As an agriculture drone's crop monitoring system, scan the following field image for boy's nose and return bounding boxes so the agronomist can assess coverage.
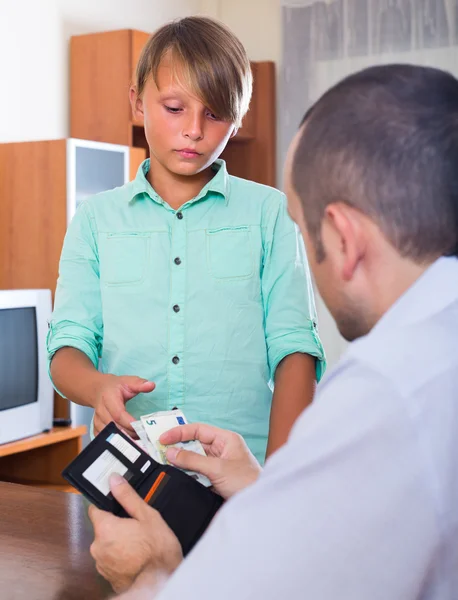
[183,114,204,141]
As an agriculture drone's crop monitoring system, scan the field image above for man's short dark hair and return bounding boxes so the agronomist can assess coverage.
[292,64,458,262]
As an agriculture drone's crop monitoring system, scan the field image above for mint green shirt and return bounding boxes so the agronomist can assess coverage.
[47,159,325,462]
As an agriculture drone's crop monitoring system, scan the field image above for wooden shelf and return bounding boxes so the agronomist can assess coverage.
[0,426,86,492]
[0,426,86,458]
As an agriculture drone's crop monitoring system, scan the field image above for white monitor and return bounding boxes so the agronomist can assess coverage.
[0,289,53,445]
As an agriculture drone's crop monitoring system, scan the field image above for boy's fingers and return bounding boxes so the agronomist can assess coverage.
[123,378,156,395]
[116,409,137,434]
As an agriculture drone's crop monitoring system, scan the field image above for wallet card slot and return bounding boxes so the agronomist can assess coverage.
[82,448,134,498]
[104,430,160,473]
[98,441,138,476]
[97,435,157,486]
[144,471,170,504]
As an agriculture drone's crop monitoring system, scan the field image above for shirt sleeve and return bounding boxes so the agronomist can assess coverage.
[261,192,325,381]
[154,361,437,600]
[46,200,103,389]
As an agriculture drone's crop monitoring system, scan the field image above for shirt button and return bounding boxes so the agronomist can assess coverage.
[172,356,180,365]
[173,304,180,313]
[174,257,181,265]
[176,211,183,220]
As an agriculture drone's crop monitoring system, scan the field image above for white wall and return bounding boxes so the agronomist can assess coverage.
[210,0,282,62]
[0,0,201,143]
[312,47,458,103]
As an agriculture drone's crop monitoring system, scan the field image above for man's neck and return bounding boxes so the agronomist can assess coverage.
[368,255,434,330]
[147,158,215,211]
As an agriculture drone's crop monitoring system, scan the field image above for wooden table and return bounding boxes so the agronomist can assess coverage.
[0,482,112,599]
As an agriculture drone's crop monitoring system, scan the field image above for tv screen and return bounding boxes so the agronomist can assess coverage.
[0,307,38,411]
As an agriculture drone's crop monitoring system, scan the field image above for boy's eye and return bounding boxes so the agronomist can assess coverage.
[207,111,221,121]
[165,106,182,113]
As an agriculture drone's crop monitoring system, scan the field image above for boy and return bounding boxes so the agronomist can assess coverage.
[47,16,325,462]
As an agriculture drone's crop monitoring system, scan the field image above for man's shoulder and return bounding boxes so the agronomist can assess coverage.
[344,306,458,400]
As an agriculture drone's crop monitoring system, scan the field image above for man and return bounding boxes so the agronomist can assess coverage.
[89,64,458,599]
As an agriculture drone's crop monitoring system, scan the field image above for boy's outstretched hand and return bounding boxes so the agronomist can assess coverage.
[160,423,262,500]
[93,374,155,437]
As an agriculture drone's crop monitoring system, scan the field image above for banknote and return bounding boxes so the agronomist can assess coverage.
[131,420,161,462]
[133,410,211,487]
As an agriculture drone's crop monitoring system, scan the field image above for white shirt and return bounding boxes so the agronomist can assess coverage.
[157,257,458,600]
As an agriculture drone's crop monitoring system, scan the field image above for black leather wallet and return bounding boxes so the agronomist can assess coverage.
[62,422,224,555]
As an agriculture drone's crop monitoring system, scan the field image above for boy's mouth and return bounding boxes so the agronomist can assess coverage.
[175,148,202,159]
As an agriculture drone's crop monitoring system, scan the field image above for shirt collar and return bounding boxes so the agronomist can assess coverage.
[129,158,230,206]
[372,256,458,334]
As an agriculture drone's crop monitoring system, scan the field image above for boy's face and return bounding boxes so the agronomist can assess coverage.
[131,59,237,178]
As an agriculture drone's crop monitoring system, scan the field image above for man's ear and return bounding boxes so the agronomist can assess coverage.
[324,203,366,281]
[130,86,144,125]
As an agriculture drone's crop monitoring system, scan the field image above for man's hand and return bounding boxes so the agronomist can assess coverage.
[160,424,262,500]
[89,474,182,594]
[93,375,155,437]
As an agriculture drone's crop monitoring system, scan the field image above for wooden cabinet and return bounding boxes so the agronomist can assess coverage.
[0,426,87,492]
[71,30,150,147]
[0,139,146,419]
[0,140,67,296]
[70,29,276,186]
[0,139,145,293]
[221,61,276,187]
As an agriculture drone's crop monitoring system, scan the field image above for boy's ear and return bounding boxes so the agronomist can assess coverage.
[230,127,238,138]
[130,86,144,124]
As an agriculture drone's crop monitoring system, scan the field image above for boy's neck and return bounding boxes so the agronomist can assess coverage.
[146,158,215,211]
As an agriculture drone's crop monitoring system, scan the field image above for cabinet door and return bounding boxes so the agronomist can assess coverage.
[221,62,276,186]
[130,147,147,181]
[0,140,67,292]
[71,30,133,145]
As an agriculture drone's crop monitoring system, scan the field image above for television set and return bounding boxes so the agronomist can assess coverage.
[0,289,54,445]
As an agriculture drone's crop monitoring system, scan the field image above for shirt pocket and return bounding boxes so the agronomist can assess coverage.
[99,232,150,286]
[206,226,254,280]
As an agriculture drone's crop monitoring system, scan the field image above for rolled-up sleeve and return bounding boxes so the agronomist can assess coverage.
[47,200,103,384]
[261,193,326,382]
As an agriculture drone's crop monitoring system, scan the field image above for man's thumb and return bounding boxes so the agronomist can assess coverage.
[109,473,149,520]
[166,447,217,481]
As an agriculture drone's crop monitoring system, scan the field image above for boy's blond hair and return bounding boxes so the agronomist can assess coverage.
[135,16,252,128]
